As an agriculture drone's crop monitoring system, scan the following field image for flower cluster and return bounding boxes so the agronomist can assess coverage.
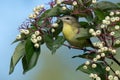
[16,29,30,40]
[89,73,101,80]
[29,5,44,19]
[82,10,120,80]
[31,31,42,48]
[51,23,59,33]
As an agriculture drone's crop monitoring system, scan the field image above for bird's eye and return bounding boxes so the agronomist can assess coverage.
[66,17,70,20]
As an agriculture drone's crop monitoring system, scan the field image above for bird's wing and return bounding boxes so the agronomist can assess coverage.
[75,28,91,40]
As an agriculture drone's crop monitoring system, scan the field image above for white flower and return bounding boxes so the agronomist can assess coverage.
[103,47,108,51]
[16,34,21,39]
[31,38,37,43]
[115,40,120,44]
[100,24,106,28]
[105,16,110,20]
[116,11,120,15]
[85,61,90,65]
[96,30,101,35]
[101,53,105,57]
[40,5,44,9]
[97,42,103,48]
[52,23,59,28]
[35,11,39,15]
[115,17,120,21]
[93,58,97,62]
[93,74,98,78]
[108,75,113,80]
[34,43,39,48]
[89,73,94,78]
[31,34,36,39]
[111,17,116,22]
[35,31,40,36]
[83,65,88,69]
[73,1,77,6]
[92,0,96,4]
[89,28,95,33]
[111,49,116,54]
[106,21,111,25]
[20,29,25,33]
[96,55,101,59]
[102,20,107,24]
[110,12,114,16]
[57,0,61,4]
[62,6,67,10]
[114,76,119,80]
[92,64,97,68]
[115,25,120,30]
[98,49,102,53]
[115,70,120,75]
[29,14,37,19]
[105,66,110,71]
[36,5,44,11]
[92,32,97,36]
[110,32,115,36]
[96,77,101,80]
[51,28,55,33]
[24,30,29,35]
[93,42,97,47]
[37,36,42,41]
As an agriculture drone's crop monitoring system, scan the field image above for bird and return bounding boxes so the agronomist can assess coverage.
[59,15,92,49]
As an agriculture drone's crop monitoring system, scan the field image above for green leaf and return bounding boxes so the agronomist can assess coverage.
[9,41,26,74]
[72,52,97,60]
[93,1,119,10]
[40,5,70,19]
[94,9,106,21]
[21,38,41,73]
[79,22,89,28]
[44,35,65,54]
[25,39,35,62]
[11,39,20,44]
[77,62,107,80]
[22,47,40,74]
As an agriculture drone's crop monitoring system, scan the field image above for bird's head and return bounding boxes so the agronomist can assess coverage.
[59,15,78,25]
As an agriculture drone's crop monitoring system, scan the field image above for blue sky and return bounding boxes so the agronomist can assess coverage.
[0,0,50,80]
[0,0,119,80]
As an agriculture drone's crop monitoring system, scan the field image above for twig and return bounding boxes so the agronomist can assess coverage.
[111,55,120,66]
[104,60,120,80]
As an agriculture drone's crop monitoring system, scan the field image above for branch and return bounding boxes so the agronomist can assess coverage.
[111,56,120,66]
[104,60,120,80]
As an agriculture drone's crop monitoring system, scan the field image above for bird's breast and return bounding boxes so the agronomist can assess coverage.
[62,23,78,42]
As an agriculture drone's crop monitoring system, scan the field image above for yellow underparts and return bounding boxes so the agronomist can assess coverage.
[62,23,80,46]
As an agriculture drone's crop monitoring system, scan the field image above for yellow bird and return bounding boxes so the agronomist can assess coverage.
[60,15,92,49]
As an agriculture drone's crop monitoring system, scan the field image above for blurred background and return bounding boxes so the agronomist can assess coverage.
[0,0,119,80]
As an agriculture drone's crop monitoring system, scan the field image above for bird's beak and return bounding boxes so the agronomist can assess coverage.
[59,17,63,21]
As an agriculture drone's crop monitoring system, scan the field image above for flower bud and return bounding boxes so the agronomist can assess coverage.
[106,66,110,71]
[83,65,88,69]
[85,61,90,65]
[35,31,40,36]
[73,1,77,6]
[62,6,67,10]
[92,64,97,68]
[37,36,42,41]
[51,28,55,33]
[24,30,29,35]
[34,43,39,48]
[16,34,22,39]
[110,12,114,16]
[52,23,59,28]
